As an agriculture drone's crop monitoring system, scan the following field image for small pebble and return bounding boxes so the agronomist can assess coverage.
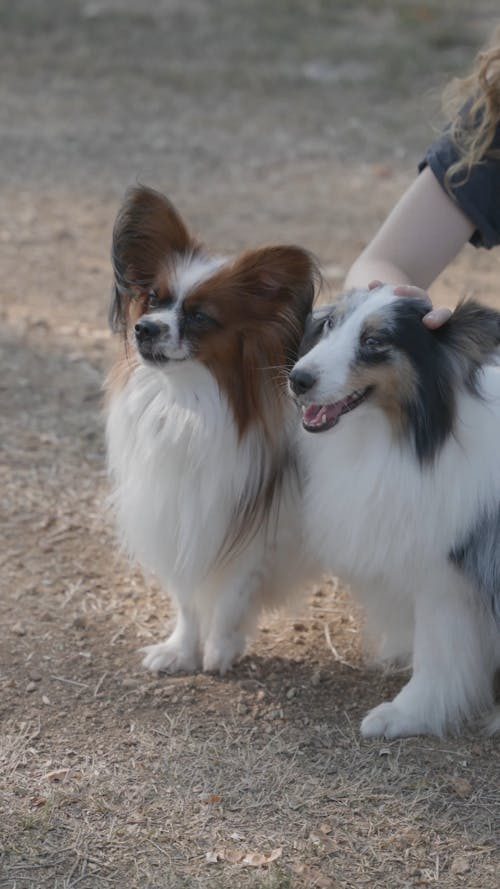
[450,855,470,875]
[72,615,87,630]
[311,669,323,686]
[122,678,138,689]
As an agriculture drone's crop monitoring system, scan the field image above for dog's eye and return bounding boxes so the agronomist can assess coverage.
[361,331,390,351]
[147,290,161,310]
[363,336,381,349]
[324,316,335,332]
[185,310,217,328]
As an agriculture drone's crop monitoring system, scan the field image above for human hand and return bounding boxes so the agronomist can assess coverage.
[367,280,452,329]
[393,285,452,329]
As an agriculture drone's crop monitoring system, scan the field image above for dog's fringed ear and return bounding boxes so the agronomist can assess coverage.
[109,186,195,332]
[437,299,500,389]
[298,304,333,359]
[233,245,320,318]
[108,284,126,334]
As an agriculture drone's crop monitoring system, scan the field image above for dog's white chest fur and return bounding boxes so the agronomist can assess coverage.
[106,362,311,675]
[302,379,500,579]
[107,364,247,587]
[299,370,500,735]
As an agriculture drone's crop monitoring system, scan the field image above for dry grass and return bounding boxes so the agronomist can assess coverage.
[1,1,500,887]
[1,641,499,888]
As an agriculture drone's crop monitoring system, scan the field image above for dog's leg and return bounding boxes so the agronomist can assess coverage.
[361,568,495,738]
[142,599,202,673]
[201,558,265,674]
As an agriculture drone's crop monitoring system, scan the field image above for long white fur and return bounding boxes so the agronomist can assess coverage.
[293,286,500,738]
[106,260,314,676]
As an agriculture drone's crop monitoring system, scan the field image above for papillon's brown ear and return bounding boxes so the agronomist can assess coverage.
[233,245,320,317]
[225,246,320,372]
[108,283,126,334]
[109,186,196,332]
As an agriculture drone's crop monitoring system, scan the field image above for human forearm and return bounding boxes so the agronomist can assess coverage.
[345,257,412,289]
[344,167,475,291]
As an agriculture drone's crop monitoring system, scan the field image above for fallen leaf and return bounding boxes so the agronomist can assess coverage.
[43,768,69,782]
[30,796,47,808]
[450,777,473,798]
[206,851,222,864]
[12,622,26,636]
[241,848,282,867]
[450,855,471,875]
[223,848,245,864]
[309,832,337,853]
[206,846,282,868]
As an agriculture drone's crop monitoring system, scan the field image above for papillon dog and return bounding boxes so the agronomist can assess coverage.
[289,285,500,738]
[106,186,319,674]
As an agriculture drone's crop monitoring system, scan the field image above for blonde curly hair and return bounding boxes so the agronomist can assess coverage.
[443,25,500,187]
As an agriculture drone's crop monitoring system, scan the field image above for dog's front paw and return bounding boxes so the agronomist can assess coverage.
[361,701,431,739]
[141,639,200,674]
[202,636,244,675]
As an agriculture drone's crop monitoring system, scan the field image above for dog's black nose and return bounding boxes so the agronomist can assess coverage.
[289,367,317,395]
[134,318,167,342]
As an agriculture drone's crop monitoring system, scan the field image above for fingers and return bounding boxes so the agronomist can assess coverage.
[366,281,452,329]
[422,306,453,329]
[392,284,452,329]
[393,284,432,307]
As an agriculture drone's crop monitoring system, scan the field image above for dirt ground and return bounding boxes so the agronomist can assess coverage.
[1,2,500,888]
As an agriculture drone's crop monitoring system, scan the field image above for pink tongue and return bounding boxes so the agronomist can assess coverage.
[303,402,344,427]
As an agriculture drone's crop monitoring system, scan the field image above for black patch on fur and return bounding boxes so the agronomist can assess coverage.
[298,296,500,463]
[356,328,393,365]
[389,298,500,463]
[449,505,500,623]
[298,304,334,358]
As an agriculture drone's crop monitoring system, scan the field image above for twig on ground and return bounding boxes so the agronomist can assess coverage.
[323,624,361,671]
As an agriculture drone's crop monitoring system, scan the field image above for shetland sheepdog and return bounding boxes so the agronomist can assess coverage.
[106,186,319,674]
[289,284,500,737]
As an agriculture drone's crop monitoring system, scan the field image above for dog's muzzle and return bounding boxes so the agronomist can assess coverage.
[289,367,317,397]
[134,318,170,362]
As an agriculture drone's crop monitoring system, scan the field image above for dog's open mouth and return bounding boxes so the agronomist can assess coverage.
[302,387,370,433]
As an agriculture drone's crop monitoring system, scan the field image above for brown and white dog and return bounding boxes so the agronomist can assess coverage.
[106,186,319,674]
